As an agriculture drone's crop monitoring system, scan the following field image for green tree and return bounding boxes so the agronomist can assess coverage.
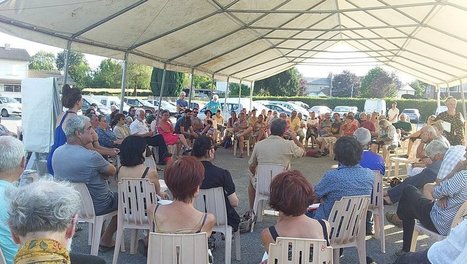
[360,67,400,98]
[331,70,361,97]
[254,68,301,96]
[56,50,91,88]
[193,75,214,89]
[91,59,122,88]
[29,51,56,71]
[409,80,431,98]
[150,67,184,97]
[127,63,152,94]
[229,83,251,97]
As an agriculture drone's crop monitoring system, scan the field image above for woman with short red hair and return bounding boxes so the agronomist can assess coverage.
[260,170,330,253]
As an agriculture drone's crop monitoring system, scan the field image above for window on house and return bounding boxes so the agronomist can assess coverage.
[4,85,21,92]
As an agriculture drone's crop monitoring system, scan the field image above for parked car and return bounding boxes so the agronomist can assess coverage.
[147,99,178,115]
[90,95,130,114]
[264,104,292,116]
[308,105,332,116]
[81,95,111,116]
[402,108,420,123]
[288,101,310,110]
[125,98,156,113]
[256,100,309,120]
[0,96,22,117]
[332,106,359,118]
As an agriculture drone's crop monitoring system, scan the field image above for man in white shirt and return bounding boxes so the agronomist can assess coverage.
[130,108,171,165]
[388,102,400,123]
[393,219,467,264]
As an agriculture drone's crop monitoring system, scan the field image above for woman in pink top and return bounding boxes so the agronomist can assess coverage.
[157,110,192,152]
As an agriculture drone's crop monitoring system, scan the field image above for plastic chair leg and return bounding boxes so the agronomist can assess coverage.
[225,228,232,264]
[112,225,124,264]
[91,217,104,255]
[87,223,93,246]
[410,229,419,252]
[130,229,138,254]
[234,230,241,260]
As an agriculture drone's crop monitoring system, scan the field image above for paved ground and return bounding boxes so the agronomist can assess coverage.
[1,116,436,264]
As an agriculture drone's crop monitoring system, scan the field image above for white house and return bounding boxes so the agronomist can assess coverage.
[0,44,30,97]
[397,84,415,98]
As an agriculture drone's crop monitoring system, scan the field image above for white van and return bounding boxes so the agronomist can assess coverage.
[91,95,130,114]
[364,99,386,116]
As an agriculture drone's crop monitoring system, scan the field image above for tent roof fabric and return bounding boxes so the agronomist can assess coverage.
[1,0,467,85]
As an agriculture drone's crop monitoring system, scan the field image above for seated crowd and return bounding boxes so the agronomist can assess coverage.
[1,90,467,264]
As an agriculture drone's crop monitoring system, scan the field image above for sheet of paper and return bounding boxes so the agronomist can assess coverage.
[308,203,320,209]
[441,121,451,132]
[262,252,268,262]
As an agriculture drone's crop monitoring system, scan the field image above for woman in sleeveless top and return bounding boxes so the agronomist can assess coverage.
[46,85,82,174]
[112,113,130,140]
[261,170,330,255]
[138,157,215,255]
[148,156,215,234]
[117,135,166,198]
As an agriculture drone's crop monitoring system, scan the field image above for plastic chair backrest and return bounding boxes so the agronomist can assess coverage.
[256,164,286,196]
[118,178,157,226]
[328,195,370,246]
[268,237,333,264]
[147,232,209,264]
[0,247,6,264]
[194,187,227,227]
[370,171,383,209]
[451,201,467,228]
[71,183,97,220]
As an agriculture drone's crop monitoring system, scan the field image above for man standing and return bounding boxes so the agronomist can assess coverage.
[130,108,171,165]
[248,119,305,211]
[388,102,400,123]
[0,136,24,264]
[176,91,188,114]
[52,115,117,249]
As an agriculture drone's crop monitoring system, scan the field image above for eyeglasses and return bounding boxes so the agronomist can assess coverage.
[193,111,198,114]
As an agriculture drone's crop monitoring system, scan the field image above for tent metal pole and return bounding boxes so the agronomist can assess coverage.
[446,82,450,96]
[436,85,440,108]
[155,64,167,127]
[119,52,129,112]
[211,73,215,91]
[460,80,466,118]
[63,40,72,85]
[188,68,195,108]
[239,80,242,106]
[225,77,230,113]
[250,81,254,109]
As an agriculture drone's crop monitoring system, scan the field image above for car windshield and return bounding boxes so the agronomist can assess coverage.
[0,97,19,103]
[403,110,416,113]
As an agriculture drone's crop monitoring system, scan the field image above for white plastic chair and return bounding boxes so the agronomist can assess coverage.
[112,178,157,264]
[410,201,467,252]
[0,247,6,264]
[194,187,241,264]
[268,237,333,264]
[147,232,210,264]
[233,138,250,156]
[369,171,385,253]
[251,163,286,232]
[386,139,420,179]
[328,195,370,264]
[72,183,117,256]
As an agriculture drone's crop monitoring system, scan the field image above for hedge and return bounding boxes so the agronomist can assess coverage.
[252,96,455,122]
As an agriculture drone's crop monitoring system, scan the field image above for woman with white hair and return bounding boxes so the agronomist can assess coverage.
[205,94,221,113]
[8,179,105,264]
[372,119,399,161]
[354,127,385,176]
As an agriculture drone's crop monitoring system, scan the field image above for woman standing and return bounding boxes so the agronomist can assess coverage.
[47,85,82,174]
[435,96,465,146]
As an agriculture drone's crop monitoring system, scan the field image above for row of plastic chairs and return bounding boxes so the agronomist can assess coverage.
[72,179,240,264]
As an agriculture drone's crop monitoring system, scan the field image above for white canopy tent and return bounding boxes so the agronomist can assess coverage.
[1,0,467,109]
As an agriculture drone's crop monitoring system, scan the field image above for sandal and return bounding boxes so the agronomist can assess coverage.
[385,212,403,228]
